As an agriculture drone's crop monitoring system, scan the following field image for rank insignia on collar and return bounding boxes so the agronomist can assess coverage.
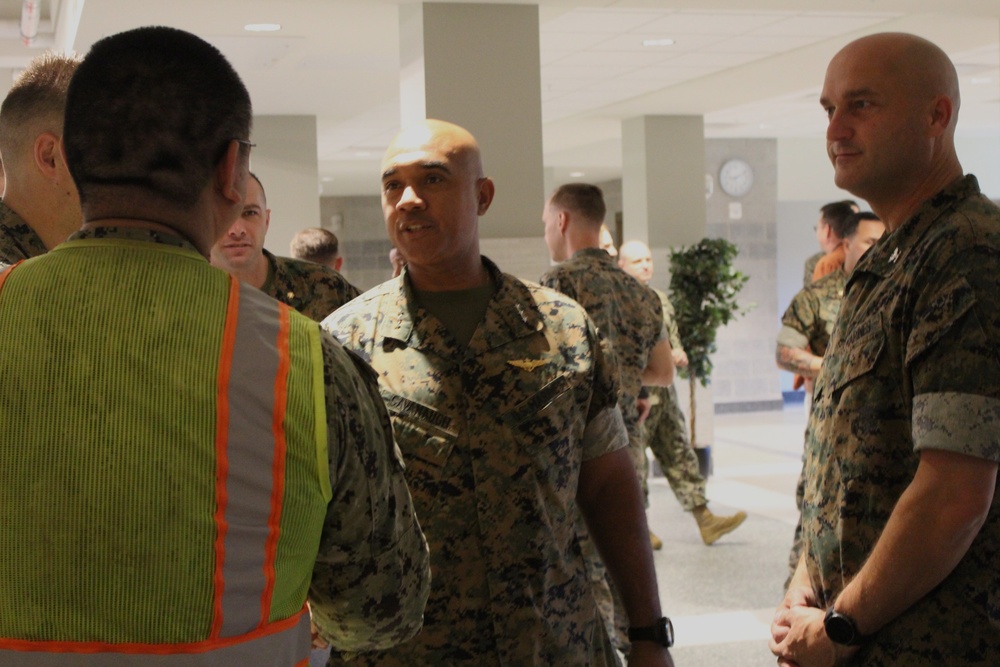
[889,248,900,264]
[508,358,548,372]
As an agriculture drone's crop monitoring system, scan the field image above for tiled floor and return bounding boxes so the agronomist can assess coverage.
[648,404,808,666]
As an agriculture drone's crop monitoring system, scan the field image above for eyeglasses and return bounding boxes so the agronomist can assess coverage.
[235,139,256,150]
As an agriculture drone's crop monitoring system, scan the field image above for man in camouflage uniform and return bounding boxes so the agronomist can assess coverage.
[0,26,429,661]
[0,53,81,269]
[290,226,344,272]
[771,33,1000,666]
[802,201,856,287]
[540,184,673,493]
[618,240,747,547]
[540,186,673,653]
[211,173,359,321]
[323,120,674,667]
[776,212,885,585]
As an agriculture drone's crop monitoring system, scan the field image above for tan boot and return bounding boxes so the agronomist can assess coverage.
[693,506,747,545]
[649,530,663,551]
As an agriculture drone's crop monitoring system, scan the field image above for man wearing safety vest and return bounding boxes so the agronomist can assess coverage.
[0,26,430,666]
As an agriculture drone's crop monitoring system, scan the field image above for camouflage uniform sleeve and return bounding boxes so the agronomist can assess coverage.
[776,288,816,350]
[908,247,1000,461]
[308,332,430,652]
[660,295,684,352]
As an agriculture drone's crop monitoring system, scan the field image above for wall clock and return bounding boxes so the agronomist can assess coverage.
[719,158,754,198]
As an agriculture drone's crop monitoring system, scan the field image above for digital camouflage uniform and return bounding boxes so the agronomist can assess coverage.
[539,248,664,652]
[0,226,431,653]
[539,247,665,485]
[323,257,627,667]
[803,250,824,287]
[777,268,847,581]
[0,200,48,269]
[261,248,360,322]
[644,288,707,512]
[802,176,1000,665]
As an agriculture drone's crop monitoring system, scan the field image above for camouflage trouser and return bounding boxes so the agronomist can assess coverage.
[644,384,707,511]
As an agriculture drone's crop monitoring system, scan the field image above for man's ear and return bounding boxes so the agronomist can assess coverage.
[927,94,954,138]
[34,132,60,180]
[557,210,570,234]
[216,139,245,208]
[476,177,495,215]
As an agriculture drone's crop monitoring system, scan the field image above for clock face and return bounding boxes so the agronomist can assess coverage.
[719,158,754,197]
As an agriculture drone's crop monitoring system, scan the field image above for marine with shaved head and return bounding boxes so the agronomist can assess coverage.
[770,33,1000,666]
[323,119,674,666]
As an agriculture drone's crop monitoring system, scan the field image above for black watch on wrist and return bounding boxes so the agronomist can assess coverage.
[627,616,674,647]
[824,607,865,646]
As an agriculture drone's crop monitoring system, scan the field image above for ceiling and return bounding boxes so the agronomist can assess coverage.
[1,0,998,196]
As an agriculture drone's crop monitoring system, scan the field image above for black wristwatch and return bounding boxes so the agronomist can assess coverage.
[824,607,866,646]
[628,616,674,647]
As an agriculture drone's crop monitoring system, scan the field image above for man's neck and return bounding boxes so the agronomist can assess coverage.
[229,252,270,289]
[871,161,963,233]
[407,255,488,292]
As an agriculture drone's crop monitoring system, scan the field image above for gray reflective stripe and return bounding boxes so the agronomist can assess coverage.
[219,283,285,635]
[0,611,311,666]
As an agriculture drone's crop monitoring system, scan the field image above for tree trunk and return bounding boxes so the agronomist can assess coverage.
[689,373,697,448]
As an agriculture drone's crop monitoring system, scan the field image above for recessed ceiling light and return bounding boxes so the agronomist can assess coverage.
[642,38,675,47]
[244,23,281,32]
[970,76,992,85]
[570,171,585,178]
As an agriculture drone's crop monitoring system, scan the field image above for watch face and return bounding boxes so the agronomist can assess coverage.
[719,158,754,197]
[824,609,859,645]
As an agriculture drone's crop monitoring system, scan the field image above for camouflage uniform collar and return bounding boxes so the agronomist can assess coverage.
[385,256,544,352]
[572,246,616,264]
[260,248,279,294]
[67,225,201,254]
[853,174,980,281]
[0,200,48,263]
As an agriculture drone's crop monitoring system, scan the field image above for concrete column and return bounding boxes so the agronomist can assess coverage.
[398,3,544,238]
[250,115,320,258]
[622,115,706,248]
[622,114,713,452]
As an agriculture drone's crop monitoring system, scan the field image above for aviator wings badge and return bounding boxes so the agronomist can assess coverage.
[508,358,548,372]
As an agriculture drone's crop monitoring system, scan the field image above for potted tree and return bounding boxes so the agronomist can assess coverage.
[668,238,749,476]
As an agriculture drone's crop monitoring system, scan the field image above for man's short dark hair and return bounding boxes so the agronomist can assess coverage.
[549,183,606,226]
[819,201,856,239]
[842,211,880,239]
[63,26,252,210]
[290,228,340,265]
[0,53,79,166]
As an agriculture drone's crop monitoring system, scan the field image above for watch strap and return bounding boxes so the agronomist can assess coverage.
[627,616,674,647]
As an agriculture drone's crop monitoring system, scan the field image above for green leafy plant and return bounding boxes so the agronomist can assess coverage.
[668,238,750,446]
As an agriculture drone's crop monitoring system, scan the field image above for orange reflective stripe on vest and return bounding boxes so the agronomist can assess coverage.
[0,611,311,666]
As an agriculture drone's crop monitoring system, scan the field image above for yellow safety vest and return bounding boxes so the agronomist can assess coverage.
[0,237,330,666]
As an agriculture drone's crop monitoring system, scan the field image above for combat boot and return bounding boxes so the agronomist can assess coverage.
[649,530,663,551]
[693,505,747,545]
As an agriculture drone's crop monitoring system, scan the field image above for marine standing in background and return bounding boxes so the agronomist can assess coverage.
[619,240,747,547]
[211,172,360,321]
[0,53,81,268]
[540,185,673,653]
[290,226,344,272]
